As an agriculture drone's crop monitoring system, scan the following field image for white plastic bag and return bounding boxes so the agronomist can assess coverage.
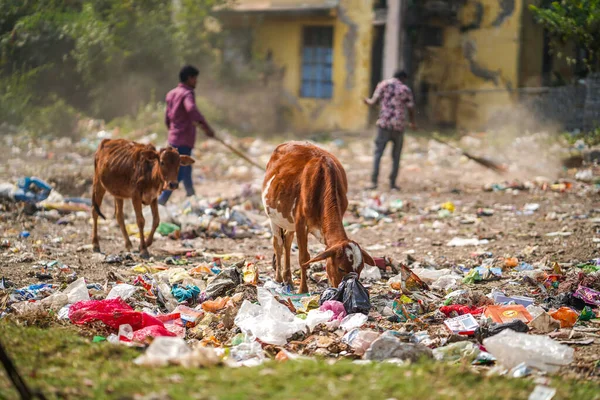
[340,313,368,331]
[63,277,90,304]
[483,330,574,372]
[107,284,138,300]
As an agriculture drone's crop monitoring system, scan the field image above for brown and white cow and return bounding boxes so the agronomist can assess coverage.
[262,141,375,293]
[91,139,194,258]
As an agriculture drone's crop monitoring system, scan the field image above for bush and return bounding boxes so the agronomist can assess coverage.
[23,97,81,138]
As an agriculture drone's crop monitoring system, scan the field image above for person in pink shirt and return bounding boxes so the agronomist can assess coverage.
[159,65,215,205]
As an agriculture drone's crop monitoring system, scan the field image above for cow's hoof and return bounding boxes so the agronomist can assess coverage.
[93,245,101,253]
[297,285,308,294]
[140,250,150,259]
[125,242,133,251]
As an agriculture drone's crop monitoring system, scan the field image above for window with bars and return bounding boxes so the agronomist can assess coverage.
[301,26,334,99]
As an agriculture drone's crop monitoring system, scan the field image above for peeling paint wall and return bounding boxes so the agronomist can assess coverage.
[226,0,373,133]
[414,0,524,130]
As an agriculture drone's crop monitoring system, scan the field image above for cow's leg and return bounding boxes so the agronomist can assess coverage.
[91,184,106,253]
[295,220,310,294]
[114,198,132,251]
[271,222,284,283]
[145,198,160,247]
[282,231,295,285]
[131,196,149,258]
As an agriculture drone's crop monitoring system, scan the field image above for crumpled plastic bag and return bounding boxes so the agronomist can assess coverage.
[135,337,224,368]
[106,284,138,300]
[234,288,328,345]
[319,300,347,321]
[205,265,242,299]
[69,298,164,331]
[319,273,371,315]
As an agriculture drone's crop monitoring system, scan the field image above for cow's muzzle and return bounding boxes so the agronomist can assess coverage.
[168,181,179,190]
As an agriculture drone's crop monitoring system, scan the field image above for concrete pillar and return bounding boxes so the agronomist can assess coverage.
[382,0,405,79]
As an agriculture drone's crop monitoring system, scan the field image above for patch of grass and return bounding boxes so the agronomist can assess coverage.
[1,322,599,399]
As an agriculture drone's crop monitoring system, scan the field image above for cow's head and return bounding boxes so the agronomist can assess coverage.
[302,240,375,288]
[142,146,195,190]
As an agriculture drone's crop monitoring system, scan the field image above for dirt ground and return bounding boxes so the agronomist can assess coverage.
[1,130,599,382]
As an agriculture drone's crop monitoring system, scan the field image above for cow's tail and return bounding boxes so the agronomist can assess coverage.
[92,149,107,220]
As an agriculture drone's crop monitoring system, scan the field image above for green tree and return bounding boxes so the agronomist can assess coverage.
[530,0,600,73]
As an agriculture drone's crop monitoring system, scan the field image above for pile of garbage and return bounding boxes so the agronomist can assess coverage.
[2,249,598,375]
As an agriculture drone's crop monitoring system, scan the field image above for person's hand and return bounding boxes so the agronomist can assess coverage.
[409,122,417,130]
[363,98,371,105]
[205,127,215,138]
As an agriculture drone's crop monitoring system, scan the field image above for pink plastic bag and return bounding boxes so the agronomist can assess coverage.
[69,298,163,331]
[319,300,347,321]
[132,325,176,342]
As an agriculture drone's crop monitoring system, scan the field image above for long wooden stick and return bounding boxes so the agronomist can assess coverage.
[432,136,507,174]
[213,135,266,171]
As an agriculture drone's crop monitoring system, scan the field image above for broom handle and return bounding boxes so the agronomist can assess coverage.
[432,136,464,154]
[213,135,266,171]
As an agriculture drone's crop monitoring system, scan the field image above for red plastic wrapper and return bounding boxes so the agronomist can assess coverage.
[440,305,484,317]
[69,298,164,331]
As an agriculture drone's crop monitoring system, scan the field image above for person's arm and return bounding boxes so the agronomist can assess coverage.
[183,92,215,138]
[165,107,170,129]
[403,87,417,130]
[364,82,383,106]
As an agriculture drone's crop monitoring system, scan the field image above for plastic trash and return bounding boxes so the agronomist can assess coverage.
[549,307,578,328]
[13,177,52,203]
[319,300,347,321]
[340,313,368,331]
[360,265,382,282]
[579,306,596,321]
[484,305,533,324]
[491,292,534,307]
[342,329,380,356]
[408,268,450,284]
[171,284,201,303]
[482,330,574,373]
[529,312,560,333]
[69,298,165,331]
[63,277,90,304]
[242,263,259,285]
[106,284,138,300]
[573,285,600,306]
[157,222,180,236]
[528,386,557,400]
[118,324,134,341]
[201,296,230,312]
[335,273,371,315]
[431,275,462,292]
[132,325,177,342]
[474,320,529,342]
[526,305,546,319]
[444,314,479,335]
[446,237,489,247]
[134,337,191,367]
[364,332,433,362]
[205,266,242,299]
[229,334,266,367]
[432,342,481,362]
[234,287,309,345]
[304,309,334,331]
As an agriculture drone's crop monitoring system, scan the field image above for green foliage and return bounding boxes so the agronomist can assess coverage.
[562,127,600,146]
[530,0,600,72]
[0,0,228,132]
[23,95,81,138]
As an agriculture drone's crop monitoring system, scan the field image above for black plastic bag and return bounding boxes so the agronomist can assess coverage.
[318,273,371,315]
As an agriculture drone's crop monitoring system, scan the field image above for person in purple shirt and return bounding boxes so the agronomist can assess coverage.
[158,65,215,205]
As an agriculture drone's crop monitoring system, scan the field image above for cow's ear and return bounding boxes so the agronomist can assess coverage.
[142,150,159,161]
[180,155,195,166]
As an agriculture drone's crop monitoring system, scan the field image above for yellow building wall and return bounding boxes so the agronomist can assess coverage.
[250,0,373,132]
[414,0,525,130]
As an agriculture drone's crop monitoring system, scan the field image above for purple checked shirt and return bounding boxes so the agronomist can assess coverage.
[165,83,208,148]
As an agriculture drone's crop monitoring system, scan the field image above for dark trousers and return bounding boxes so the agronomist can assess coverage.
[158,145,195,205]
[371,127,404,186]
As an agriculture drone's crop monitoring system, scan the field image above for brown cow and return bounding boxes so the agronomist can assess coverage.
[91,139,195,258]
[262,141,375,293]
